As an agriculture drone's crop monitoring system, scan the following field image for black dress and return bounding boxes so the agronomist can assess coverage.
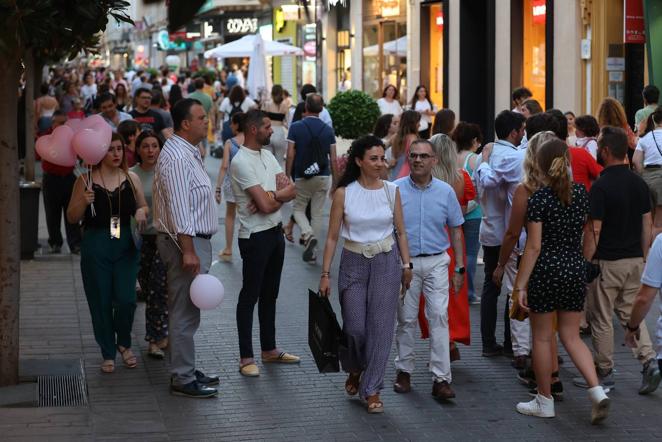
[526,184,589,313]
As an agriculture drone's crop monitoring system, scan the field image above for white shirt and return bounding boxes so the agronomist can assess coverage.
[640,235,662,357]
[414,100,433,131]
[153,134,217,237]
[341,181,396,243]
[575,137,599,160]
[635,129,662,167]
[80,83,97,104]
[231,146,283,239]
[219,97,256,122]
[475,140,523,247]
[377,98,403,116]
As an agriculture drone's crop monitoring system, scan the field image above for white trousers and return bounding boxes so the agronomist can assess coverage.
[395,253,451,383]
[503,251,531,356]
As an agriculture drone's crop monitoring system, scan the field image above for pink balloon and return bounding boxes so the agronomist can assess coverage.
[190,274,225,310]
[90,119,112,142]
[65,118,83,132]
[72,128,111,165]
[80,114,106,130]
[35,125,77,167]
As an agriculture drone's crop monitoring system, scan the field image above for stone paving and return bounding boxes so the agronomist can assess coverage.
[2,157,662,441]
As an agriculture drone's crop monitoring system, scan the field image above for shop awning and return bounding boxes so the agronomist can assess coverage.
[363,36,407,57]
[203,34,304,58]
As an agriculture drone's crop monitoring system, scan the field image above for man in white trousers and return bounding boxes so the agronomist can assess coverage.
[393,139,465,400]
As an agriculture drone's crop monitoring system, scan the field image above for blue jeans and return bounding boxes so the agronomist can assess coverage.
[462,218,481,301]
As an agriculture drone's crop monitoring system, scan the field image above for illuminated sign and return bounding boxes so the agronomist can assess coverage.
[226,18,258,34]
[380,0,400,17]
[532,0,546,25]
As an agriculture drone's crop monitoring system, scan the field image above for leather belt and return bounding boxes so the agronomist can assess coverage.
[413,252,444,258]
[344,236,394,258]
[645,164,662,169]
[195,233,212,240]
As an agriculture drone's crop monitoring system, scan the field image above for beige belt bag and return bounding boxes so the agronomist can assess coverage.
[343,235,394,258]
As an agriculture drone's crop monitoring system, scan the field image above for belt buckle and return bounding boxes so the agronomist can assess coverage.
[362,244,376,259]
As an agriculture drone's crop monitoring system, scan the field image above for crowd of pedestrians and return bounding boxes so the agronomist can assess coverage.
[33,65,662,424]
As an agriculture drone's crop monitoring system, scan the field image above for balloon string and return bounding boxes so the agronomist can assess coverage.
[158,219,183,254]
[76,164,96,217]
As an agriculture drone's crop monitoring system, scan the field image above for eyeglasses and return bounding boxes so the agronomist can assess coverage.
[409,153,432,160]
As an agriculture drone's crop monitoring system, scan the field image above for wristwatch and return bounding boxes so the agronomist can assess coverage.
[626,322,640,332]
[402,262,413,270]
[454,266,466,274]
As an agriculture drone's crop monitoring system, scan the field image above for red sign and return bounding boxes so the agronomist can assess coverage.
[624,0,646,44]
[532,0,546,25]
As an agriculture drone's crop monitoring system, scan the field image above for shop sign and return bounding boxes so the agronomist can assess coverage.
[606,57,626,71]
[624,0,646,44]
[226,18,258,35]
[532,0,546,25]
[380,0,400,18]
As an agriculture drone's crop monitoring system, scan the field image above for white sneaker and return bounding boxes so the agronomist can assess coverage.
[516,393,555,418]
[588,386,610,424]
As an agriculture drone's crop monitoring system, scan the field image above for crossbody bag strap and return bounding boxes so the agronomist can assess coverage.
[651,131,662,160]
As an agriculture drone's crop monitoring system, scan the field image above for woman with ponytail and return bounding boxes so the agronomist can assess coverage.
[319,135,412,414]
[511,139,610,424]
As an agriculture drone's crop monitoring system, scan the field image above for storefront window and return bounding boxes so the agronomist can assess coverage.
[362,21,407,100]
[428,4,444,106]
[523,0,546,108]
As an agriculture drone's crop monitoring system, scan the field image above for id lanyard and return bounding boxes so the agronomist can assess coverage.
[100,172,121,239]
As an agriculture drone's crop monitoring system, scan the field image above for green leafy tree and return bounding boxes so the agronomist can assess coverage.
[327,90,381,139]
[0,0,132,387]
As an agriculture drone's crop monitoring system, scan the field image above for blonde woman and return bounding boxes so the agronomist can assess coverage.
[513,139,609,423]
[423,133,475,356]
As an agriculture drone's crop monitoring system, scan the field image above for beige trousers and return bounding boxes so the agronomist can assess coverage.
[587,257,656,372]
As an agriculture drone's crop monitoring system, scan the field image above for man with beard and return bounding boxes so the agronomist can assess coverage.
[231,109,299,377]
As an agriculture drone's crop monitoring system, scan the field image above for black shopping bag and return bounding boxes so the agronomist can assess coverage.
[308,289,345,373]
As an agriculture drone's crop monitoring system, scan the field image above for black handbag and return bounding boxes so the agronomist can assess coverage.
[584,260,601,283]
[308,289,345,373]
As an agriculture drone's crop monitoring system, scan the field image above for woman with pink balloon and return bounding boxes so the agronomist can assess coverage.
[66,132,149,374]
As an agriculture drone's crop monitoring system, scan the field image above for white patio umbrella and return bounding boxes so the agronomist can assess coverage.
[203,34,304,59]
[246,33,270,100]
[363,36,407,57]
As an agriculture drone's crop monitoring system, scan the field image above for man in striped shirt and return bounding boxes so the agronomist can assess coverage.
[154,98,219,398]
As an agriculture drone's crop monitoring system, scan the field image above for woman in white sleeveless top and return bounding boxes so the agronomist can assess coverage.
[319,135,412,414]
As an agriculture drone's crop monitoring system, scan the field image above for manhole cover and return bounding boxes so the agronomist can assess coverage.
[37,375,88,407]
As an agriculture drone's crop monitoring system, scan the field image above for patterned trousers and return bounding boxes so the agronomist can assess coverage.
[138,235,169,343]
[338,245,401,399]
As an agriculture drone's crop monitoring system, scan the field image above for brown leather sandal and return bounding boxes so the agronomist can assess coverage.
[118,346,137,368]
[345,372,361,396]
[366,394,384,414]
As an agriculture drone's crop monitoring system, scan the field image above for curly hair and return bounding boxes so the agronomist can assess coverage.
[336,135,385,188]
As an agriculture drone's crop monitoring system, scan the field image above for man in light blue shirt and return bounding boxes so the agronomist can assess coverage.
[393,139,465,400]
[473,110,525,358]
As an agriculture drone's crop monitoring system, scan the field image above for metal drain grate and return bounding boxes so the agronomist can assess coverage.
[37,375,88,407]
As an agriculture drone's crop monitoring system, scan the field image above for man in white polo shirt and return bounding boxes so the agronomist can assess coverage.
[231,109,299,377]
